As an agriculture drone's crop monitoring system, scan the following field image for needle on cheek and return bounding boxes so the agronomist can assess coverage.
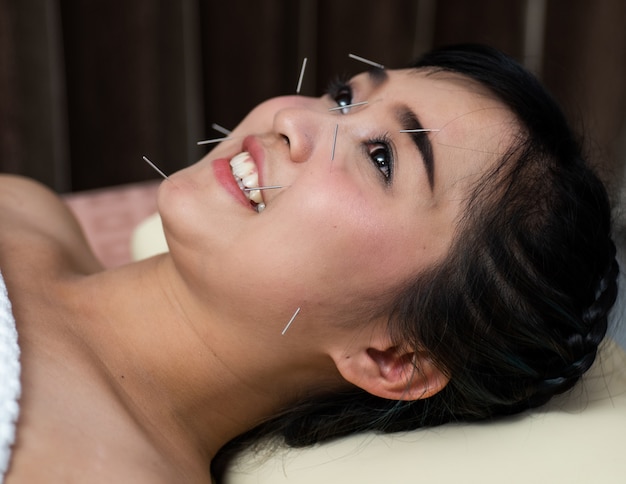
[331,124,338,161]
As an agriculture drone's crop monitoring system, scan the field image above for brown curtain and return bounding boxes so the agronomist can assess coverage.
[1,0,625,195]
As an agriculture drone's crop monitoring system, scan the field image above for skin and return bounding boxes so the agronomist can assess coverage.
[0,68,517,483]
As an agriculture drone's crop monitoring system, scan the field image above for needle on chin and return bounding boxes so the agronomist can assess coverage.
[142,156,169,179]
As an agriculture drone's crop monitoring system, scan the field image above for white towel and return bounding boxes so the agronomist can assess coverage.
[0,271,20,483]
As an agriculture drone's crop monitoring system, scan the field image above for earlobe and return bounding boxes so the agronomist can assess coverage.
[334,344,449,401]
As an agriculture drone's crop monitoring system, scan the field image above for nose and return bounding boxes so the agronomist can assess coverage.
[272,96,329,163]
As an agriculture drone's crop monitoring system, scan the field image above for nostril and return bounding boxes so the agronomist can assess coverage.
[274,107,313,162]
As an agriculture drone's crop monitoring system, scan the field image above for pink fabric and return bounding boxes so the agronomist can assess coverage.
[63,181,160,268]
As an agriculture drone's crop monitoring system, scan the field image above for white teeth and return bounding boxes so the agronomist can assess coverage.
[229,151,265,210]
[247,189,263,204]
[242,174,257,188]
[230,152,256,181]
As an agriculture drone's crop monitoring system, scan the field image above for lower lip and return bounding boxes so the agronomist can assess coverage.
[212,158,254,210]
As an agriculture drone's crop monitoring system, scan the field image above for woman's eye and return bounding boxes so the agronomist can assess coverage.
[326,78,354,114]
[367,142,393,180]
[334,85,353,114]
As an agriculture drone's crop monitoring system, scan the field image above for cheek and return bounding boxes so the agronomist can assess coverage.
[262,182,418,302]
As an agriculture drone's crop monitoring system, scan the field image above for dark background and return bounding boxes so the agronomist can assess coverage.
[1,0,626,200]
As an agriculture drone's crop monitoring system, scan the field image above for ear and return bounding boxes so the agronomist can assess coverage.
[331,334,449,401]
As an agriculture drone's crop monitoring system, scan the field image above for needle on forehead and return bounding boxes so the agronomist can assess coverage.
[348,53,385,70]
[281,307,301,335]
[211,123,232,136]
[399,128,440,133]
[197,135,233,145]
[142,156,169,179]
[296,57,308,94]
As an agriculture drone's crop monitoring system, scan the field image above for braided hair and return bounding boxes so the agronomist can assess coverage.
[212,44,619,478]
[402,44,619,420]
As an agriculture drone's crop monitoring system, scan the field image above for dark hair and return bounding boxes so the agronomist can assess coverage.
[212,44,619,478]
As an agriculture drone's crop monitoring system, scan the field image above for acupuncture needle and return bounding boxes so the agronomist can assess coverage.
[197,136,233,146]
[211,123,232,136]
[348,53,385,70]
[281,307,301,335]
[296,57,308,94]
[329,101,368,112]
[243,185,284,192]
[142,155,169,179]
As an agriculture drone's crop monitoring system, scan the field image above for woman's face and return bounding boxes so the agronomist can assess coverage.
[159,68,517,333]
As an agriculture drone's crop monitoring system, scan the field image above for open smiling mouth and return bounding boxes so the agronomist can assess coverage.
[229,152,266,213]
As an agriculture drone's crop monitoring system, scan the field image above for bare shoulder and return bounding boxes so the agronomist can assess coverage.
[0,174,76,231]
[0,174,101,273]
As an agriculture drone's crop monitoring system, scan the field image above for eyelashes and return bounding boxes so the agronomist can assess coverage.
[362,137,393,183]
[326,75,354,114]
[325,77,394,183]
[325,75,352,100]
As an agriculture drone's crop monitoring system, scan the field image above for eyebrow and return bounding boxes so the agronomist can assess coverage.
[396,106,435,191]
[366,67,388,88]
[361,69,435,190]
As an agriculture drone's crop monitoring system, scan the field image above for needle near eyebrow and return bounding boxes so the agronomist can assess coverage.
[399,129,440,133]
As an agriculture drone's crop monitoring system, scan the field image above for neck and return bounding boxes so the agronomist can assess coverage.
[63,254,341,469]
